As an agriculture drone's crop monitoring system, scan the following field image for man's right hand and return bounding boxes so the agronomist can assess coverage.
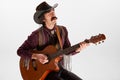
[32,54,49,64]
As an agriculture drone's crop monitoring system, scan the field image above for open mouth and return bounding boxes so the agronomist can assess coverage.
[51,16,57,21]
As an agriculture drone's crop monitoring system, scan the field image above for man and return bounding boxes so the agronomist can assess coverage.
[17,1,89,80]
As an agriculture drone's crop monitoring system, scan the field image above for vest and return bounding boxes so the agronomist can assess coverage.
[38,25,66,50]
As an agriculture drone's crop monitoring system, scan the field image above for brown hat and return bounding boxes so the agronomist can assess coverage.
[33,1,58,24]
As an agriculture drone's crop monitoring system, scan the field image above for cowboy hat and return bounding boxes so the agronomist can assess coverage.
[33,1,58,24]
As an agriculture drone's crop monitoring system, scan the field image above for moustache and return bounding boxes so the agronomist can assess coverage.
[51,16,57,21]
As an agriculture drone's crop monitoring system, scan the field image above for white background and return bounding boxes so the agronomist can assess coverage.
[0,0,120,80]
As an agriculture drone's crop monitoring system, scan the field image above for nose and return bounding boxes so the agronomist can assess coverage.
[51,10,55,16]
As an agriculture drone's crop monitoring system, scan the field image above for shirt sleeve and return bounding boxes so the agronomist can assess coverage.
[17,30,39,59]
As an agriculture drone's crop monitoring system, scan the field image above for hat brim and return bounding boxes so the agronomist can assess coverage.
[34,3,58,24]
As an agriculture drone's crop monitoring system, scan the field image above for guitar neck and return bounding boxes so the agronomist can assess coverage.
[61,43,80,55]
[50,43,80,59]
[46,33,106,60]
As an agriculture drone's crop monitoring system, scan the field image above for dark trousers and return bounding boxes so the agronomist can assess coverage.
[45,67,83,80]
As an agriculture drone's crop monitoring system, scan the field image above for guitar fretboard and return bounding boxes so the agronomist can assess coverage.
[50,43,80,59]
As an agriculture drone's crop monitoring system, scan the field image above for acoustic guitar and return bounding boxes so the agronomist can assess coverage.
[19,34,106,80]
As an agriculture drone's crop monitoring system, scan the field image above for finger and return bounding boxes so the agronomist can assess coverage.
[43,55,48,59]
[39,54,48,60]
[40,59,49,64]
[43,60,49,64]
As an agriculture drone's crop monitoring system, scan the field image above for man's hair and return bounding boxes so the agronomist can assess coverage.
[38,14,45,25]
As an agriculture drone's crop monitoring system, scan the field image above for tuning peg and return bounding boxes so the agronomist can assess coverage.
[95,43,97,45]
[98,42,101,44]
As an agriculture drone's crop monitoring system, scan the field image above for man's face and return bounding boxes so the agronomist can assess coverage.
[43,9,57,25]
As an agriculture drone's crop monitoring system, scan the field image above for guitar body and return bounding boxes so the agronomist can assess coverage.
[20,46,60,80]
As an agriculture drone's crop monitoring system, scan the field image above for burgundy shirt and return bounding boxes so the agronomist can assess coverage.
[17,25,77,59]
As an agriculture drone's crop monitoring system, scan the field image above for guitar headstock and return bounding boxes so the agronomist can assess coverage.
[85,34,106,44]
